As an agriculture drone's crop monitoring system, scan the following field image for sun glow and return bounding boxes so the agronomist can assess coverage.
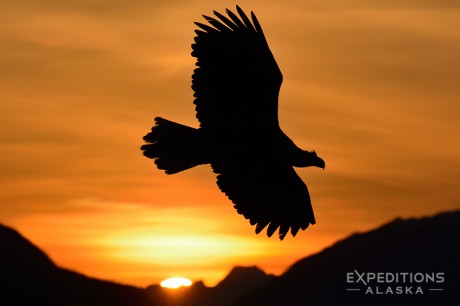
[103,232,269,264]
[160,277,193,289]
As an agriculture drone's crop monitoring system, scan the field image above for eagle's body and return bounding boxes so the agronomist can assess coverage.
[142,6,325,240]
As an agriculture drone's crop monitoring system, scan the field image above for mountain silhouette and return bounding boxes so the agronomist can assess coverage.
[0,224,154,306]
[0,224,274,306]
[146,266,275,306]
[1,210,459,306]
[213,266,275,302]
[234,211,460,306]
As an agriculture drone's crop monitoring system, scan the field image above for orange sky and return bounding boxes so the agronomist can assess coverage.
[1,0,459,287]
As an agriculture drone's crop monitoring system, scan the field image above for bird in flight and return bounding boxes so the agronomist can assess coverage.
[141,6,325,240]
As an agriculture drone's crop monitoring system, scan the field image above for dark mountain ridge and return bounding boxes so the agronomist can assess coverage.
[145,266,275,306]
[235,211,460,306]
[0,224,154,306]
[1,210,459,306]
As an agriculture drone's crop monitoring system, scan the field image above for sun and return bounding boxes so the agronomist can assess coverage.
[160,277,193,289]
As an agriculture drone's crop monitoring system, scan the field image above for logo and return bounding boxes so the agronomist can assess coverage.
[346,270,445,295]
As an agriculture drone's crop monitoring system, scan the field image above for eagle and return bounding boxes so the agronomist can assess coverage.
[141,6,325,240]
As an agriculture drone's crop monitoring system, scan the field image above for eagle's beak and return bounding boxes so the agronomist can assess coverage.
[317,157,325,170]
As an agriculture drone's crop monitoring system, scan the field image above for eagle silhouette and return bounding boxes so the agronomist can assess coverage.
[141,6,325,240]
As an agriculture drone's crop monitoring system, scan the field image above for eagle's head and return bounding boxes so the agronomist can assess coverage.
[309,150,325,169]
[294,150,325,169]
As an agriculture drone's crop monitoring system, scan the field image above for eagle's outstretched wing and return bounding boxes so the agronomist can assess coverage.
[212,154,316,240]
[192,6,282,130]
[192,6,315,239]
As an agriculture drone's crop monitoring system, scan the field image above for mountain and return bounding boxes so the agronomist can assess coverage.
[0,224,154,306]
[2,210,459,306]
[234,210,460,306]
[146,266,275,306]
[212,265,276,302]
[0,223,274,306]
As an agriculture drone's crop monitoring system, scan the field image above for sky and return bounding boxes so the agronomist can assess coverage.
[1,0,460,287]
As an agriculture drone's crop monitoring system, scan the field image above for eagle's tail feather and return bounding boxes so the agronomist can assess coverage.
[141,117,206,174]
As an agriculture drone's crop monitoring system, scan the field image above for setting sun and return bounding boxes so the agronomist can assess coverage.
[160,277,193,289]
